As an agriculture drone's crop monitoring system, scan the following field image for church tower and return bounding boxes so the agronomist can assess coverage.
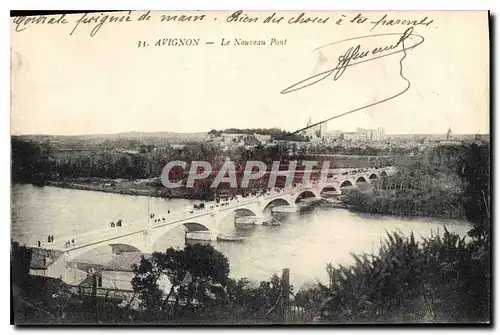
[447,127,452,140]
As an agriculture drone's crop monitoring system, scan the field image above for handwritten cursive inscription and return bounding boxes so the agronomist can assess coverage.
[282,27,425,134]
[70,12,133,37]
[13,14,68,32]
[282,27,423,95]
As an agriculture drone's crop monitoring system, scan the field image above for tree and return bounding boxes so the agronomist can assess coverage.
[11,241,32,292]
[131,244,230,321]
[208,129,222,137]
[222,274,284,322]
[457,143,490,242]
[11,138,53,184]
[11,240,33,323]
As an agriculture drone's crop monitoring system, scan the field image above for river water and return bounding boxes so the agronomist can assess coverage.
[11,184,471,287]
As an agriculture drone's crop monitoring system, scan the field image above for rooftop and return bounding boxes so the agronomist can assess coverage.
[101,252,152,272]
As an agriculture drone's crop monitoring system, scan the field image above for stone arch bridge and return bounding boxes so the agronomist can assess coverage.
[33,166,395,283]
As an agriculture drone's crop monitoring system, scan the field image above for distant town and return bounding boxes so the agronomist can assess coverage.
[205,118,487,153]
[14,117,489,158]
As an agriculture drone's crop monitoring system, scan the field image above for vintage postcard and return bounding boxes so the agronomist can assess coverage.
[10,10,490,324]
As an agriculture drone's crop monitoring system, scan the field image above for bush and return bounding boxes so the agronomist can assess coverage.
[319,228,490,323]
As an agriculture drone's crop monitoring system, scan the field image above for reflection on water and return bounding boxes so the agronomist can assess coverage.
[11,184,471,287]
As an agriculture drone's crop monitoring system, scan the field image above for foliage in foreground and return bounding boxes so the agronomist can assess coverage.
[130,243,299,323]
[319,228,490,323]
[323,143,490,323]
[12,225,491,324]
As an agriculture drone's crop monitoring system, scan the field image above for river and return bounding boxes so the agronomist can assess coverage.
[11,184,471,288]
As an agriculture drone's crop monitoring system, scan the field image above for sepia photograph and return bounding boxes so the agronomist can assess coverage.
[10,10,491,325]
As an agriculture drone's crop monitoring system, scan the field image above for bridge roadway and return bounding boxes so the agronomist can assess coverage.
[33,166,395,261]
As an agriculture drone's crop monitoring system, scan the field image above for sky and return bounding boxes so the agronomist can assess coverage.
[10,11,489,135]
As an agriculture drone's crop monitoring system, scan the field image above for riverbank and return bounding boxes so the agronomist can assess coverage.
[47,178,177,198]
[42,177,261,200]
[341,188,466,220]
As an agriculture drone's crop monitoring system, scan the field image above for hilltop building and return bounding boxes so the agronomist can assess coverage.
[298,115,385,144]
[301,117,328,142]
[355,127,386,142]
[321,127,386,143]
[207,131,271,149]
[343,131,367,142]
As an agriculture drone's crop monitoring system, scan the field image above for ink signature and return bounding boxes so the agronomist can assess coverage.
[283,27,425,134]
[282,27,424,94]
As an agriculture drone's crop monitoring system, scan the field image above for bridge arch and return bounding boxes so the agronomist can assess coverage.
[356,176,367,184]
[148,220,214,252]
[320,185,338,197]
[262,198,291,213]
[380,171,388,177]
[233,208,259,217]
[217,207,261,229]
[294,190,318,203]
[368,173,378,181]
[183,222,211,232]
[340,180,353,189]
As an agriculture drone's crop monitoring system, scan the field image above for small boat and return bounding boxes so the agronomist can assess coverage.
[235,216,265,226]
[185,231,215,241]
[217,234,245,243]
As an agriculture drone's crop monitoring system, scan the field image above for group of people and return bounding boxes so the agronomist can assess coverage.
[37,235,55,247]
[239,188,272,198]
[110,219,122,227]
[147,186,294,222]
[193,203,205,210]
[36,235,76,248]
[64,239,75,248]
[188,201,214,214]
[151,212,170,223]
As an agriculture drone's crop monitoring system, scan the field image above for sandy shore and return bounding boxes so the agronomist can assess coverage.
[47,178,195,199]
[46,178,257,200]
